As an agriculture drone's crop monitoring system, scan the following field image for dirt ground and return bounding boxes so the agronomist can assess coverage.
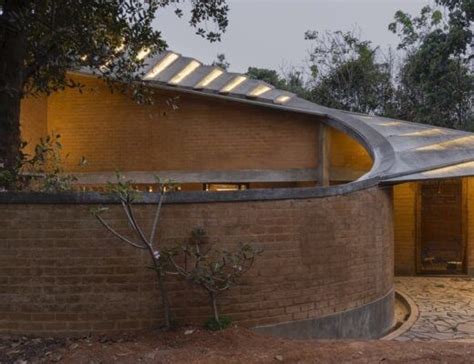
[2,326,474,364]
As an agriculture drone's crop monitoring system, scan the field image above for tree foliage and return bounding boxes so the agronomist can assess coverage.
[246,67,309,99]
[389,0,473,129]
[305,30,395,115]
[212,53,230,70]
[247,1,472,129]
[163,228,262,326]
[0,0,229,188]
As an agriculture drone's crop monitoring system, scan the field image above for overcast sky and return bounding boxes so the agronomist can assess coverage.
[154,0,428,73]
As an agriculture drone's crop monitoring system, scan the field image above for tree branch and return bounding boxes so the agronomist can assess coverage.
[96,214,147,249]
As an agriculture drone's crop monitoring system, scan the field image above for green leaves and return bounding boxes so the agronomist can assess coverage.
[161,228,262,322]
[2,1,229,100]
[2,133,84,192]
[305,29,395,115]
[390,0,473,130]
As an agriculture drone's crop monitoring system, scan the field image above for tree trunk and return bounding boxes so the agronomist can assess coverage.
[210,291,219,322]
[0,1,27,188]
[156,268,172,329]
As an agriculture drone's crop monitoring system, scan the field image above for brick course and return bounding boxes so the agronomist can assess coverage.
[0,186,393,335]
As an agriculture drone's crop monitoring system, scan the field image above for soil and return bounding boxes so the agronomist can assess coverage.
[2,326,474,364]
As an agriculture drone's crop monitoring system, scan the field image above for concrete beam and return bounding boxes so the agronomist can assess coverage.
[318,123,330,186]
[73,168,320,185]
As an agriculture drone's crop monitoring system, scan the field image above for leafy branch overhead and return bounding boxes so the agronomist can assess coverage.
[2,0,230,97]
[0,134,86,192]
[0,0,229,188]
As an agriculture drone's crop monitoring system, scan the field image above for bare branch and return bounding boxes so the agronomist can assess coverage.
[149,191,165,245]
[96,214,147,250]
[123,200,151,246]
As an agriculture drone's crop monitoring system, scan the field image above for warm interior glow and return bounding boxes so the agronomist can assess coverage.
[168,60,201,85]
[194,68,224,88]
[416,135,474,151]
[205,183,247,191]
[136,48,151,60]
[401,128,444,137]
[274,95,291,104]
[220,76,247,93]
[143,52,179,80]
[248,84,272,97]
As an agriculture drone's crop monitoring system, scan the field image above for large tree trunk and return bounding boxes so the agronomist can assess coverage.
[0,0,27,188]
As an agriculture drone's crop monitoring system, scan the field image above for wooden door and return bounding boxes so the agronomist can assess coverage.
[416,179,467,274]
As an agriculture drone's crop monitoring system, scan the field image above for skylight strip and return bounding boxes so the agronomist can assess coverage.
[220,76,247,93]
[248,84,272,97]
[143,53,179,80]
[274,95,292,104]
[168,60,201,85]
[194,68,224,88]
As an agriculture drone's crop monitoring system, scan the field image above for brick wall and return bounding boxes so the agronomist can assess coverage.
[46,75,320,172]
[19,75,373,180]
[0,186,393,335]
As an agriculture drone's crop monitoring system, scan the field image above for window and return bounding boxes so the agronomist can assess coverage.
[204,183,248,192]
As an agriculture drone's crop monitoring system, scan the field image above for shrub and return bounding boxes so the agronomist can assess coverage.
[162,228,262,329]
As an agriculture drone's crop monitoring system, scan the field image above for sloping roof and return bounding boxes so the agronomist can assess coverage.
[78,51,474,185]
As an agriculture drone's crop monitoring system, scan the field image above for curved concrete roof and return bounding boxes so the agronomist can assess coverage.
[79,50,474,185]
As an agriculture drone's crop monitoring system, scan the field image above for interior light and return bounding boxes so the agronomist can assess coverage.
[274,95,291,104]
[144,52,179,80]
[248,84,272,97]
[194,68,224,88]
[168,60,201,85]
[220,76,247,93]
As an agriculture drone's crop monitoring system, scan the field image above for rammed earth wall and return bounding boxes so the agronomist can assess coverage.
[0,185,394,338]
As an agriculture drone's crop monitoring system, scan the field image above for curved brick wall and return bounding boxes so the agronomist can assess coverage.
[0,186,393,336]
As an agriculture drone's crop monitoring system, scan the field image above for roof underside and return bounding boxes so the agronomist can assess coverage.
[78,50,474,185]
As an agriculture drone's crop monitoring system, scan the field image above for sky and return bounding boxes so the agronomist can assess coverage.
[154,0,429,73]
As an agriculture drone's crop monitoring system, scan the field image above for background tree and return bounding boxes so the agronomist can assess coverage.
[0,0,229,188]
[304,30,396,115]
[246,1,472,127]
[246,66,309,99]
[212,53,230,70]
[389,0,473,129]
[246,30,396,115]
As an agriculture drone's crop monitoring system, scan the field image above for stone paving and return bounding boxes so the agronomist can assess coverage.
[395,276,474,341]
